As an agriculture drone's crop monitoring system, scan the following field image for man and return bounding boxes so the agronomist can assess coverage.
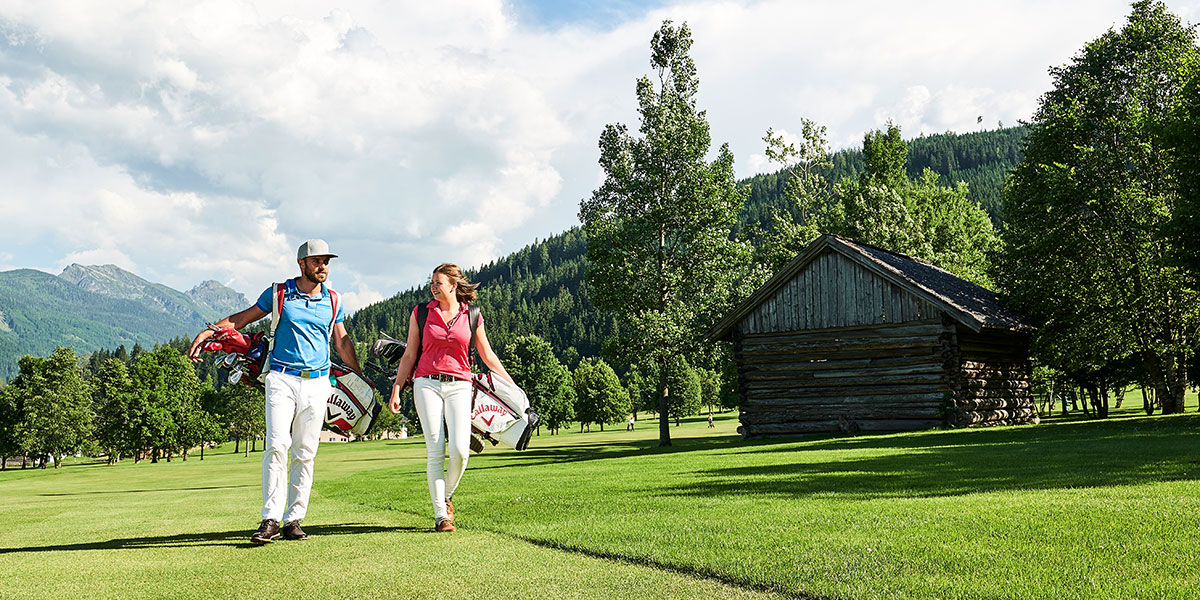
[188,239,363,544]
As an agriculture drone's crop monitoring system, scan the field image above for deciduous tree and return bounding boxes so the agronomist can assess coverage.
[573,359,628,432]
[13,348,93,468]
[580,20,752,445]
[504,335,575,434]
[996,0,1200,412]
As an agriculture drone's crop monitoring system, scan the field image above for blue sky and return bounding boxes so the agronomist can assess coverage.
[507,0,671,29]
[1,0,1197,311]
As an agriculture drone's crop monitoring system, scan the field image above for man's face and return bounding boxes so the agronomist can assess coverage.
[299,256,331,284]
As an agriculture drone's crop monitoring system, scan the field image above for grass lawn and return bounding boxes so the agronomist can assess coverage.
[3,404,1199,599]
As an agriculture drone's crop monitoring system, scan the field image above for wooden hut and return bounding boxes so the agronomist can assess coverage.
[708,235,1038,436]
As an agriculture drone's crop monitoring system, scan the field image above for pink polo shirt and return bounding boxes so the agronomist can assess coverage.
[413,300,480,381]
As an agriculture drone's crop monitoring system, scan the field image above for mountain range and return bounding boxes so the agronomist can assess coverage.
[0,265,247,379]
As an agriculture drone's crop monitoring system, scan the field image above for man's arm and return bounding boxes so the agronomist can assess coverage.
[331,321,363,376]
[187,306,268,362]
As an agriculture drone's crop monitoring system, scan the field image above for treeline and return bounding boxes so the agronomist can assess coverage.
[501,334,735,436]
[735,126,1025,239]
[0,344,263,469]
[0,332,735,468]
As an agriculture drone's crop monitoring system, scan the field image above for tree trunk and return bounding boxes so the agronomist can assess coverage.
[200,444,205,461]
[1145,352,1186,414]
[151,447,159,463]
[657,358,671,447]
[1142,386,1154,415]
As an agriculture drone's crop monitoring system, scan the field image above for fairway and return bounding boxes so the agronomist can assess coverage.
[3,409,1199,599]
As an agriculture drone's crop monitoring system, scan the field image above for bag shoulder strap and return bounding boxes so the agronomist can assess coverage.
[266,281,285,358]
[468,304,481,369]
[328,286,340,330]
[412,303,429,374]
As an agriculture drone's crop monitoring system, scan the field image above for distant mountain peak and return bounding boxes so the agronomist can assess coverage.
[56,264,247,323]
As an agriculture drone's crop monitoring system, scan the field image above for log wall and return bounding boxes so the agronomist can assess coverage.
[741,250,941,334]
[734,321,952,435]
[946,328,1038,427]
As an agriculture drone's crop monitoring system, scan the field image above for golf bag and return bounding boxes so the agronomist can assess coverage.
[368,333,539,451]
[470,372,538,451]
[199,325,382,437]
[325,362,381,437]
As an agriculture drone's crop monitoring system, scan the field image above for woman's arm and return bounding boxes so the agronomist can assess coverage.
[387,309,422,414]
[474,321,513,384]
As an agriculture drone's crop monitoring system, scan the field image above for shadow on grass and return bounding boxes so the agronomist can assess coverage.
[469,434,788,472]
[668,415,1200,500]
[39,484,255,497]
[0,523,423,554]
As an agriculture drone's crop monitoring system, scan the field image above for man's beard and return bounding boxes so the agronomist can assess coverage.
[303,268,327,284]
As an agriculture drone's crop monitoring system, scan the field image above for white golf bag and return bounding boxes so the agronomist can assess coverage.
[325,362,382,437]
[471,372,538,451]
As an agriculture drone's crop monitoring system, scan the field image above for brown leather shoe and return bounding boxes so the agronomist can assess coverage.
[445,499,453,521]
[435,518,456,532]
[281,520,308,540]
[251,519,281,544]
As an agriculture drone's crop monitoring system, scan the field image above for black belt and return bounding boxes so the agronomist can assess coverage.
[423,373,465,383]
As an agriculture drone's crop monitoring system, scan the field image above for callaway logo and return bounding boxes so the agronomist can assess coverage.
[481,415,496,426]
[327,395,359,418]
[471,401,512,420]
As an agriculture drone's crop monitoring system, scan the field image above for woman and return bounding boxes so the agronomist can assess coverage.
[387,263,513,532]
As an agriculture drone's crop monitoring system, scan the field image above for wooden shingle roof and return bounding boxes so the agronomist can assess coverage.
[708,235,1031,340]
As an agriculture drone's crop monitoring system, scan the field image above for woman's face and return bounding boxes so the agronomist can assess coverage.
[430,272,456,301]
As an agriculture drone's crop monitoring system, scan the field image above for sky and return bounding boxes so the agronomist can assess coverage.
[2,0,1198,311]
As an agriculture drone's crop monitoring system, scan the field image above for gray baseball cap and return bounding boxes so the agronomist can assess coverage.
[297,239,338,260]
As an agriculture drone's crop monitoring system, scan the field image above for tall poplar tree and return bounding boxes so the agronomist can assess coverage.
[579,21,751,446]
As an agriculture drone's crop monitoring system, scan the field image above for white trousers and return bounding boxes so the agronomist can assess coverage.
[262,370,329,523]
[413,377,473,521]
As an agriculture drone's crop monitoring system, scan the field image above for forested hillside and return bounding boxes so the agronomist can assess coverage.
[735,126,1025,237]
[0,270,201,379]
[0,267,247,380]
[345,126,1026,368]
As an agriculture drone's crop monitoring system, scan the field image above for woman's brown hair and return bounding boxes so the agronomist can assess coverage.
[433,263,479,304]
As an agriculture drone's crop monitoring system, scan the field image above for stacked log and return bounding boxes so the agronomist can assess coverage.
[734,320,952,436]
[946,330,1038,427]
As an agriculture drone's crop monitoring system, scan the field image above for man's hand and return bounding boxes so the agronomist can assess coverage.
[187,327,216,363]
[188,306,268,363]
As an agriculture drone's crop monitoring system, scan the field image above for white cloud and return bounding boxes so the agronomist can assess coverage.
[0,0,1197,305]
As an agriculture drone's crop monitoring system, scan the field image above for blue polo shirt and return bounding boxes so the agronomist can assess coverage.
[255,278,345,371]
